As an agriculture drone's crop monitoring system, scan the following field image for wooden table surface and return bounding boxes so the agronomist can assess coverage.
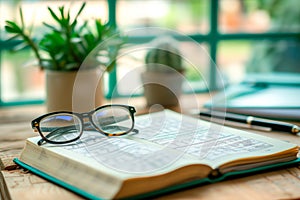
[1,96,300,200]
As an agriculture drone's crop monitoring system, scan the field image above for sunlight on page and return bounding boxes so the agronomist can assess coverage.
[56,110,296,173]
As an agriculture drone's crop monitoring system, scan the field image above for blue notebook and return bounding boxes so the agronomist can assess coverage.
[205,73,300,120]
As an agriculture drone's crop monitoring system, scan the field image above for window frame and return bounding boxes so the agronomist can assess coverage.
[1,0,300,106]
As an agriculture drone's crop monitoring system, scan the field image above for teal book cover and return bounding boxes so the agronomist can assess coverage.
[14,157,300,200]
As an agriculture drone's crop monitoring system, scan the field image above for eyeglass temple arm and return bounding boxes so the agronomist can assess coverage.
[96,115,131,126]
[94,115,138,134]
[38,123,94,145]
[37,124,138,145]
[100,125,139,134]
[37,126,76,145]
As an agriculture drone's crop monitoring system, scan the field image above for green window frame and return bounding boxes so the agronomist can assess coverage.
[1,0,300,106]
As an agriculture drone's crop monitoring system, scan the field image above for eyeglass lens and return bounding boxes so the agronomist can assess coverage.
[92,106,133,135]
[39,113,82,143]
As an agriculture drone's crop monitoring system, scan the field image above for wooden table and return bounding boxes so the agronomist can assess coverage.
[1,96,300,200]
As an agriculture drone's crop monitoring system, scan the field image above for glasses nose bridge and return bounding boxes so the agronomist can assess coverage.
[80,112,93,124]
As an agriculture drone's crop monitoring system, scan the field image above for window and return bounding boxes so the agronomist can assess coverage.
[1,0,299,106]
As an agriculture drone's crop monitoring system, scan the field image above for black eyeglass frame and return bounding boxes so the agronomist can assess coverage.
[31,104,137,145]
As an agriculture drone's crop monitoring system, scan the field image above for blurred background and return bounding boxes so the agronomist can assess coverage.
[0,0,299,106]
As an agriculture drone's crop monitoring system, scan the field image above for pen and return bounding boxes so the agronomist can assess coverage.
[199,110,300,135]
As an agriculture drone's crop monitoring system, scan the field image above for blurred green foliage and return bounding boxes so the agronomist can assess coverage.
[5,2,124,71]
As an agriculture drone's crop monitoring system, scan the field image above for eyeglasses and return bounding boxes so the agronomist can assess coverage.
[31,104,138,145]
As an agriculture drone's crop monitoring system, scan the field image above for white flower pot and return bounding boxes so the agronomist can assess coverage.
[141,71,183,107]
[46,68,104,112]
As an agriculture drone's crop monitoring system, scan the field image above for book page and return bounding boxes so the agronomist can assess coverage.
[58,109,297,173]
[27,110,297,176]
[61,132,199,174]
[132,110,298,169]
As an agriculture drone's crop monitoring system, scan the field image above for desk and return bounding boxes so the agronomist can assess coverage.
[1,95,300,200]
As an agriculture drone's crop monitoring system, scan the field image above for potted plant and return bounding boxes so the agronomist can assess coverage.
[5,2,123,112]
[141,36,185,107]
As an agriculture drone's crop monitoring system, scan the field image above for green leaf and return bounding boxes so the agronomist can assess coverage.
[5,21,23,33]
[74,2,86,20]
[65,63,79,70]
[59,6,65,23]
[54,52,65,61]
[43,22,60,32]
[47,7,61,25]
[39,32,65,53]
[95,19,104,40]
[71,37,82,43]
[40,59,56,70]
[58,6,69,27]
[4,25,20,34]
[83,33,96,51]
[19,7,25,30]
[67,9,70,25]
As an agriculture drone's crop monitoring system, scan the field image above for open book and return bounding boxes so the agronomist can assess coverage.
[16,110,299,199]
